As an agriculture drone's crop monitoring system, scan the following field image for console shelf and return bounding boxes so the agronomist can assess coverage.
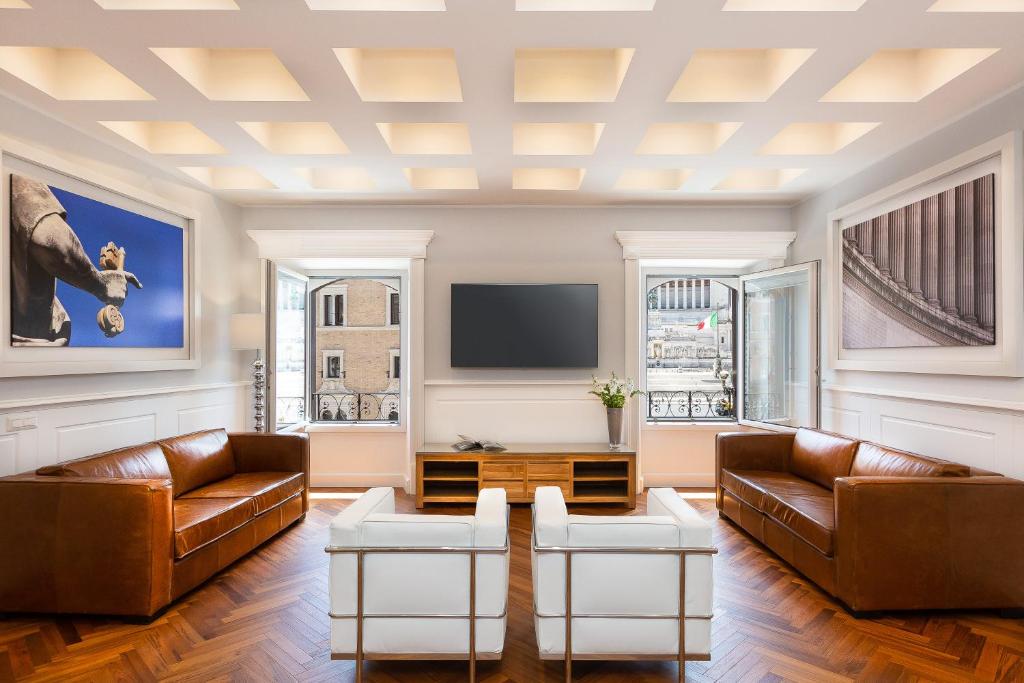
[416,443,636,508]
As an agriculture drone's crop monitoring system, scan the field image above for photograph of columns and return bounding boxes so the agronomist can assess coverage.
[841,173,995,349]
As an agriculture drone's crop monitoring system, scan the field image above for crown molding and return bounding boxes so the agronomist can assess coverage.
[245,229,435,260]
[614,230,796,260]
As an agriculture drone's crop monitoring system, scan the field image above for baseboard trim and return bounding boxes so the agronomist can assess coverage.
[311,473,406,488]
[643,473,715,488]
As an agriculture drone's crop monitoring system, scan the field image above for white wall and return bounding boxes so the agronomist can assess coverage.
[0,95,253,475]
[242,204,792,487]
[790,85,1024,479]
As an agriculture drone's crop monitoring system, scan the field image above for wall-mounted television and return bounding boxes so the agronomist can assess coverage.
[451,284,598,368]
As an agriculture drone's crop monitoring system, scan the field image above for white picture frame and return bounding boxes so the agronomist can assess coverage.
[827,132,1024,377]
[0,136,200,377]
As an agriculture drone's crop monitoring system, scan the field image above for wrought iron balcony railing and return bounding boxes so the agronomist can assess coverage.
[275,396,305,428]
[313,392,400,423]
[647,389,735,421]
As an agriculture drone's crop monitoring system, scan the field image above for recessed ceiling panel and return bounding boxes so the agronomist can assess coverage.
[759,122,879,155]
[297,167,376,191]
[0,47,153,100]
[715,168,806,190]
[668,48,814,102]
[513,167,585,190]
[377,123,471,155]
[335,48,462,102]
[95,1,238,8]
[615,169,692,190]
[722,0,865,10]
[100,121,226,154]
[179,166,275,190]
[513,123,605,155]
[516,0,656,9]
[307,0,444,8]
[404,167,478,189]
[239,122,348,154]
[928,0,1024,10]
[636,122,742,155]
[151,48,309,101]
[822,48,999,102]
[514,48,634,102]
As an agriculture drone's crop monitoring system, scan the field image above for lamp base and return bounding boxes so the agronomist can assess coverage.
[253,351,265,433]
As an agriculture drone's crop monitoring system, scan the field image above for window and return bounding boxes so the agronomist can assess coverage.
[645,276,737,422]
[310,277,402,424]
[274,268,306,430]
[319,287,347,327]
[388,291,400,326]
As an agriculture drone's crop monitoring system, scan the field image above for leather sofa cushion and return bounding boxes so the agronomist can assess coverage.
[180,472,304,515]
[721,469,835,556]
[790,428,858,491]
[35,443,171,480]
[173,496,255,558]
[159,429,235,497]
[851,443,971,478]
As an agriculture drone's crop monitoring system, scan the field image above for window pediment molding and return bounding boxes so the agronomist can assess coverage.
[247,229,435,260]
[614,230,796,260]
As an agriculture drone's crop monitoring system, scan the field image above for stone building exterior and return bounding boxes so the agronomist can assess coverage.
[312,277,400,421]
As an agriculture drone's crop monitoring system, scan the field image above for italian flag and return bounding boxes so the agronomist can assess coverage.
[697,311,718,331]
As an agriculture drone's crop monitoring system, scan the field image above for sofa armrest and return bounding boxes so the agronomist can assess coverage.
[0,475,174,617]
[715,432,794,510]
[834,476,1024,611]
[647,488,714,547]
[229,432,309,473]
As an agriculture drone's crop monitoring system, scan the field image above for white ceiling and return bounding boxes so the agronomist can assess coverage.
[0,0,1023,205]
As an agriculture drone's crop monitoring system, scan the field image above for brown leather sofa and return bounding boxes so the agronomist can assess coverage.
[717,428,1024,614]
[0,429,308,618]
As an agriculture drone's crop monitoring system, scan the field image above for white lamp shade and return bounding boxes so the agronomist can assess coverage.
[230,313,265,351]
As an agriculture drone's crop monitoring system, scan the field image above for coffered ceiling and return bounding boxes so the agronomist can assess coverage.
[0,0,1022,205]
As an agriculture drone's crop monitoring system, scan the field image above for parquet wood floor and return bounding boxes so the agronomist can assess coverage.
[1,489,1022,682]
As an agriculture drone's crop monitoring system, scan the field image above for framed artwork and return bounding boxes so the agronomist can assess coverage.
[1,138,200,376]
[827,132,1024,377]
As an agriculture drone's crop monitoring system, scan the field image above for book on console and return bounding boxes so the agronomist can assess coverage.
[452,434,507,452]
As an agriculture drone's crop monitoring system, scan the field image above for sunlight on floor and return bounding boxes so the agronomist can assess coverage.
[309,491,364,500]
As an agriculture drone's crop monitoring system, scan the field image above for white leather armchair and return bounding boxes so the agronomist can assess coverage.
[531,486,716,681]
[327,487,509,682]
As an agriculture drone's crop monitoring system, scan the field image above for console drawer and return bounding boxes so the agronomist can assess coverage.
[528,480,570,498]
[481,461,525,480]
[481,480,525,497]
[527,461,571,480]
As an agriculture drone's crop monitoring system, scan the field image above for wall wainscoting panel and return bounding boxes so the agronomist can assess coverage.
[822,386,1023,478]
[0,434,16,477]
[424,381,610,445]
[56,413,158,463]
[0,383,248,473]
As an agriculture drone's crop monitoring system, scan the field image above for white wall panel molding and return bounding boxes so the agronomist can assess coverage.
[825,383,1024,414]
[424,382,610,444]
[0,384,246,472]
[0,381,250,412]
[822,385,1022,478]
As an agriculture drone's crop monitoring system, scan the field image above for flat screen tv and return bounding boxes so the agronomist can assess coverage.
[451,284,598,368]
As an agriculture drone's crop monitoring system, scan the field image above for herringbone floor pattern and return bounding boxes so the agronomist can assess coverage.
[1,489,1022,682]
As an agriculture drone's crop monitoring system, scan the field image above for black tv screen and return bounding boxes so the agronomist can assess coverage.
[451,284,598,368]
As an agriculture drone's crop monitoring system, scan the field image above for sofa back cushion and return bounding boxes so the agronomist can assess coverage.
[851,442,971,478]
[790,428,858,491]
[36,443,171,480]
[158,429,235,497]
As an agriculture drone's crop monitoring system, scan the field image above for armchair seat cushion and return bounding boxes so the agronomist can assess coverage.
[721,469,835,556]
[180,472,304,515]
[174,496,256,559]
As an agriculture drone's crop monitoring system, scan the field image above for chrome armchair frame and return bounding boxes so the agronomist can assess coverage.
[324,506,510,683]
[530,506,718,683]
